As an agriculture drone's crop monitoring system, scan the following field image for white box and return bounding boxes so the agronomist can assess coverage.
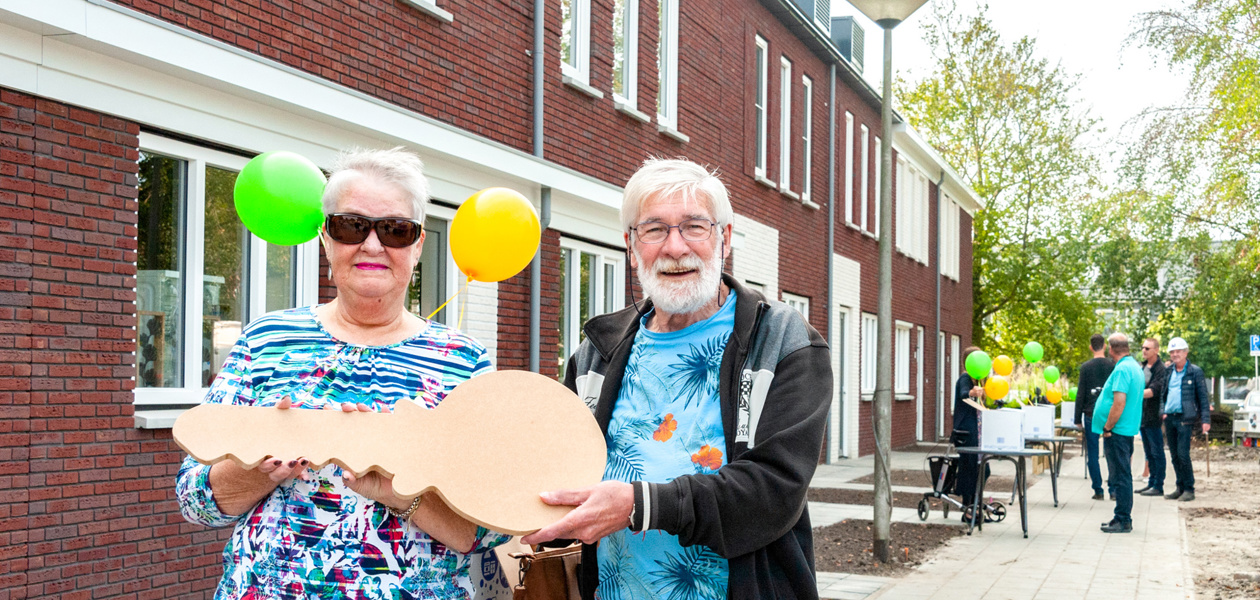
[1022,404,1056,438]
[980,409,1025,451]
[1059,401,1076,427]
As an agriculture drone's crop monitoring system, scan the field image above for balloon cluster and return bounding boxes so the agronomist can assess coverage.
[964,341,1077,409]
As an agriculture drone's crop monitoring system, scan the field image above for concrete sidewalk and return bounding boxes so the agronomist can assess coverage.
[814,446,1194,600]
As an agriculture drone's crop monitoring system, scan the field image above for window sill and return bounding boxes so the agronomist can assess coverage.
[562,75,604,99]
[802,199,821,210]
[400,0,454,23]
[781,189,800,200]
[657,123,690,143]
[895,393,914,402]
[614,99,651,123]
[755,175,777,190]
[134,408,189,429]
[861,392,873,401]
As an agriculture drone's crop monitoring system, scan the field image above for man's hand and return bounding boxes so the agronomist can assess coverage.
[1202,423,1211,435]
[521,480,634,546]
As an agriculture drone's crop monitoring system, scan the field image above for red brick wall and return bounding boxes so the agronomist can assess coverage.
[0,88,227,600]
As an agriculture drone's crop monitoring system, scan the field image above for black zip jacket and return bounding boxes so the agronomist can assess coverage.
[562,275,832,599]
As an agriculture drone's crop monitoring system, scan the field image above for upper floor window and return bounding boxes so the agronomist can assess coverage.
[896,157,930,263]
[801,75,813,203]
[873,136,882,236]
[778,57,792,190]
[558,239,626,375]
[612,0,639,106]
[561,0,591,83]
[754,36,769,178]
[135,135,317,412]
[657,0,680,129]
[860,124,870,231]
[940,194,961,280]
[844,112,854,223]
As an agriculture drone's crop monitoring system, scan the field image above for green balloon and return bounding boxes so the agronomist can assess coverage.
[234,151,326,246]
[1022,341,1044,363]
[1044,366,1060,384]
[1068,387,1078,401]
[965,351,993,381]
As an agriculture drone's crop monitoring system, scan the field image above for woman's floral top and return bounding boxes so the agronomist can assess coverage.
[175,307,510,600]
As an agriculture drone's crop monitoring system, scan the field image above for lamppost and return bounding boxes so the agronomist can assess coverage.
[846,0,928,564]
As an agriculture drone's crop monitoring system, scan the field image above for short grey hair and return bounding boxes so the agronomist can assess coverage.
[322,147,429,222]
[620,158,732,233]
[1108,332,1130,353]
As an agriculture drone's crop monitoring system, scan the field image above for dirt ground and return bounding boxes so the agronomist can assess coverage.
[812,519,964,576]
[807,487,928,509]
[1180,444,1260,599]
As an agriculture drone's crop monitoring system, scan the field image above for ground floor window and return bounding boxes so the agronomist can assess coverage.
[557,239,625,373]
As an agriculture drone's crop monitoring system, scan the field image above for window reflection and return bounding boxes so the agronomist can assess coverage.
[136,153,186,388]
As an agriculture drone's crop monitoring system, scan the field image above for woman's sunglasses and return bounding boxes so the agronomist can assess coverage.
[324,214,424,248]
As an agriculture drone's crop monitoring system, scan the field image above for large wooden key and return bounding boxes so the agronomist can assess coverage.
[173,370,607,535]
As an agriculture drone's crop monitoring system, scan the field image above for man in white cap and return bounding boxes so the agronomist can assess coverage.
[1158,337,1211,502]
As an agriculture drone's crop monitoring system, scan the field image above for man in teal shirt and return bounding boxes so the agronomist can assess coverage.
[1092,333,1145,533]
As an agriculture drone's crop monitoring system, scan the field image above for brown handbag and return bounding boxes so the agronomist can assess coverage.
[508,544,582,600]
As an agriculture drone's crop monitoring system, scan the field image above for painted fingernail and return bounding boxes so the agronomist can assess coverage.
[300,459,308,465]
[288,460,297,467]
[273,459,282,466]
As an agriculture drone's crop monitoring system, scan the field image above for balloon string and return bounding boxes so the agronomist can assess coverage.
[458,275,470,330]
[427,276,472,322]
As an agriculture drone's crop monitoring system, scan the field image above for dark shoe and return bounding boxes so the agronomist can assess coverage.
[1101,521,1133,533]
[1179,491,1195,502]
[1139,488,1164,497]
[1109,494,1116,501]
[1101,518,1117,529]
[1135,485,1152,494]
[1165,489,1184,500]
[1091,492,1104,500]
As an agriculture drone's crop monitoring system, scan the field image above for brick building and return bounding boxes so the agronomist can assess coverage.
[0,0,978,597]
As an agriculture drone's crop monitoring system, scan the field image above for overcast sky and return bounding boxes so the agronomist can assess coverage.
[834,0,1192,153]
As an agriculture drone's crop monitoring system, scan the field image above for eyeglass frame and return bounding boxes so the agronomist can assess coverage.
[629,218,718,244]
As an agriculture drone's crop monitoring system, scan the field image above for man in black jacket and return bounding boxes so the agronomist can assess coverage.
[1137,338,1168,496]
[1076,334,1115,500]
[524,159,832,599]
[1159,337,1211,502]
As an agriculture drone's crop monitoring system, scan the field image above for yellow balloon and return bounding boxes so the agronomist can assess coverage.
[1046,388,1062,405]
[992,355,1014,377]
[450,188,541,283]
[984,376,1010,400]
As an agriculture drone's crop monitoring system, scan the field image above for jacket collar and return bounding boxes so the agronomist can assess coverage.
[582,273,768,361]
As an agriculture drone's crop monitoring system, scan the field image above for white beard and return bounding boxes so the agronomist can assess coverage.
[635,248,724,315]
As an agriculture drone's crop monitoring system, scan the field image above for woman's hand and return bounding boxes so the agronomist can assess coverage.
[342,470,409,511]
[207,396,314,515]
[969,386,983,398]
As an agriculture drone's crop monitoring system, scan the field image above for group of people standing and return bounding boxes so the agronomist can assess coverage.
[1075,333,1211,533]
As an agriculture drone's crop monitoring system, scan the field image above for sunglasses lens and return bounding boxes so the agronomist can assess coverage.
[376,219,422,248]
[327,215,371,244]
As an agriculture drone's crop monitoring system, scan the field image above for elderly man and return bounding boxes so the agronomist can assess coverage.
[523,158,832,599]
[1094,333,1144,534]
[1137,338,1168,496]
[1160,337,1211,502]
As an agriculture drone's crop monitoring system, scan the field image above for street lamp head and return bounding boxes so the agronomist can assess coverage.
[846,0,929,28]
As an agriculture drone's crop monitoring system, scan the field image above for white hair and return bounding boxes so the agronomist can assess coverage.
[620,158,732,232]
[322,147,429,221]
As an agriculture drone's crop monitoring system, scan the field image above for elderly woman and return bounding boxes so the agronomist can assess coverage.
[176,147,508,599]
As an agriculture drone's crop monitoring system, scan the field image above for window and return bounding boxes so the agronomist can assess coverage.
[558,239,626,374]
[951,335,961,380]
[940,194,961,280]
[895,157,930,263]
[135,135,316,411]
[860,124,869,231]
[778,57,792,190]
[844,112,854,223]
[896,322,911,394]
[783,292,809,322]
[754,36,769,177]
[861,313,877,394]
[801,75,813,202]
[612,0,639,106]
[873,136,881,236]
[561,0,591,82]
[657,0,679,129]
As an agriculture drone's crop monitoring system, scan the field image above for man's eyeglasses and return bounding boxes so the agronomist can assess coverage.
[1142,346,1154,351]
[630,219,716,244]
[324,214,424,248]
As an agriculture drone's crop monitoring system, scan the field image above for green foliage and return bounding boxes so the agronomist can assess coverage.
[896,1,1104,369]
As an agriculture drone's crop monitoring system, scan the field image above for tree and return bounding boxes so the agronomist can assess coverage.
[897,1,1105,369]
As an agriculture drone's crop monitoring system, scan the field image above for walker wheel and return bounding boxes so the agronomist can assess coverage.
[989,502,1007,523]
[917,498,930,521]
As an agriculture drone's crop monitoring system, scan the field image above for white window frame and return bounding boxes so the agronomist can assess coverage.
[844,112,854,224]
[656,0,680,129]
[754,36,769,178]
[783,292,809,322]
[801,75,813,203]
[861,313,877,394]
[940,194,960,280]
[134,134,319,411]
[860,124,870,232]
[561,0,591,83]
[778,57,792,190]
[558,238,626,370]
[951,335,961,381]
[896,156,931,264]
[612,0,639,107]
[873,136,882,237]
[895,321,912,394]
